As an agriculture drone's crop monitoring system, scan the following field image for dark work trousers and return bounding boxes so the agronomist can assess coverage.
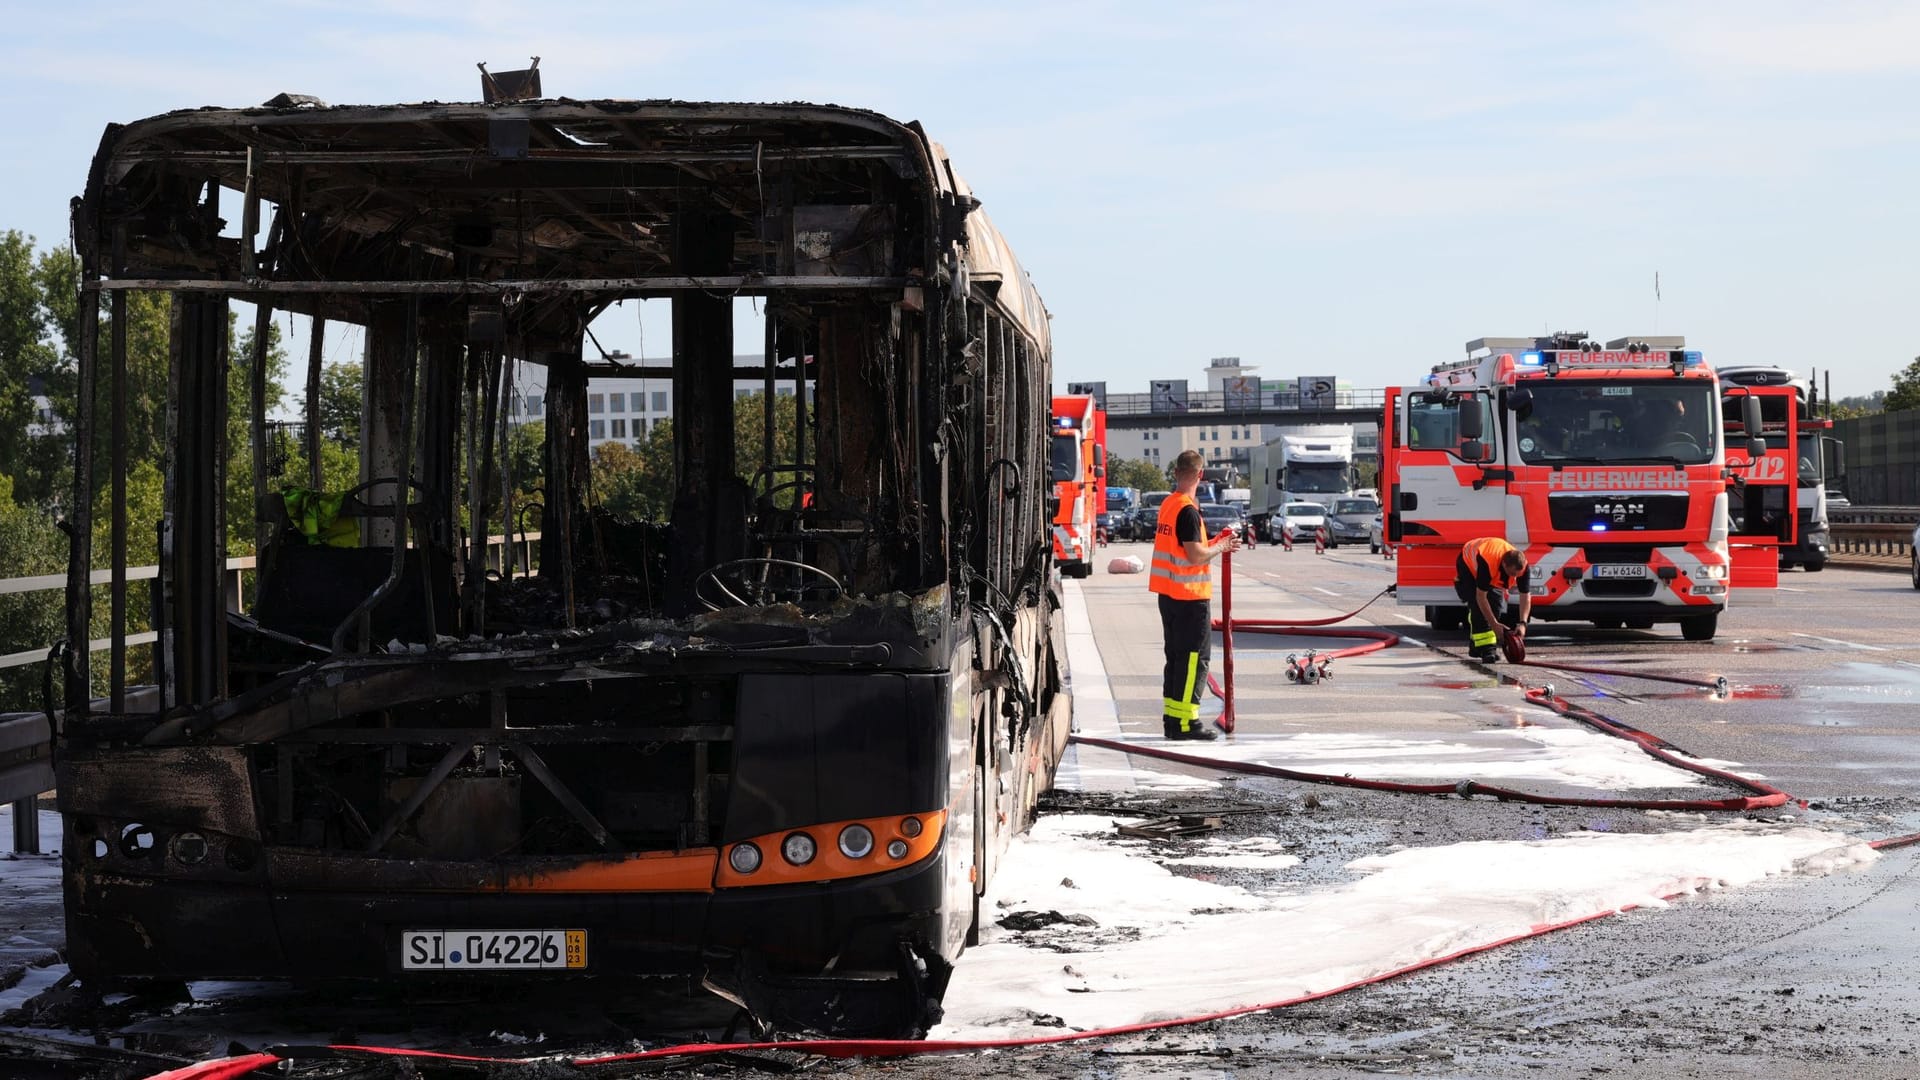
[1159,594,1213,732]
[1453,555,1510,654]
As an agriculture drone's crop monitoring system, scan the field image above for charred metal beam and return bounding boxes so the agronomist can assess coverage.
[272,725,731,744]
[110,145,907,167]
[88,275,910,294]
[108,227,128,713]
[303,317,325,490]
[363,739,475,853]
[507,740,620,852]
[359,301,412,549]
[665,207,737,616]
[168,288,232,707]
[248,296,275,565]
[538,338,588,613]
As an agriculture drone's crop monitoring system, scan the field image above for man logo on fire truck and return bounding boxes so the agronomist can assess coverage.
[1382,333,1796,644]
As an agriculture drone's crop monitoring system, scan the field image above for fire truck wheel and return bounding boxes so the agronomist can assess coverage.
[1680,612,1718,642]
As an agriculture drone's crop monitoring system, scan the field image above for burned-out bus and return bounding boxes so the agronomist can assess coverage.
[58,90,1066,1035]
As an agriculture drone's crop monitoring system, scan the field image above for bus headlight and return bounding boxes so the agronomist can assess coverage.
[838,824,875,859]
[728,843,762,874]
[169,831,209,866]
[781,832,817,866]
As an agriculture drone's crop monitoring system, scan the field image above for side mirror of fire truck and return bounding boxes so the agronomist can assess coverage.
[1456,396,1490,461]
[1457,395,1485,441]
[1741,395,1767,458]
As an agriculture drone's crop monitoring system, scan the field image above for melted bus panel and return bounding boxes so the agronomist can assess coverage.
[59,97,1066,1036]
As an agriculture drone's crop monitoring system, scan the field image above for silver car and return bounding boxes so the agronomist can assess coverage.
[1325,496,1380,549]
[1270,501,1329,544]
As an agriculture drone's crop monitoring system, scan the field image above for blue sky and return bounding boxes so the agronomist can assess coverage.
[2,1,1915,399]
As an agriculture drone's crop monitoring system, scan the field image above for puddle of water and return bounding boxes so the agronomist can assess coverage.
[1793,664,1920,705]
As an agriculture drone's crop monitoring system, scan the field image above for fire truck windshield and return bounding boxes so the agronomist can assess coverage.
[1513,381,1717,466]
[1050,432,1081,482]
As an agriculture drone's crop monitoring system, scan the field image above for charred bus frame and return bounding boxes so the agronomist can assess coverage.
[60,97,1066,1035]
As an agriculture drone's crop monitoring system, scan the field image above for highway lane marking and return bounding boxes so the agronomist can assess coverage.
[1790,632,1887,652]
[1779,586,1805,592]
[1313,587,1341,597]
[1394,614,1424,624]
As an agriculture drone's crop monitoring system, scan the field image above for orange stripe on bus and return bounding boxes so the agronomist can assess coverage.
[506,849,719,894]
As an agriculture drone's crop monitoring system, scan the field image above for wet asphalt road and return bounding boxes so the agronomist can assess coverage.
[885,547,1920,1080]
[8,549,1918,1078]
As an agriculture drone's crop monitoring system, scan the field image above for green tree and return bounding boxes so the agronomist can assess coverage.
[0,232,61,502]
[308,361,363,448]
[590,419,674,519]
[1886,357,1920,413]
[1107,454,1170,493]
[0,473,67,712]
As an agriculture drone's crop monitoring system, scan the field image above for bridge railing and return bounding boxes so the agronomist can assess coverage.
[0,532,539,853]
[1103,388,1388,418]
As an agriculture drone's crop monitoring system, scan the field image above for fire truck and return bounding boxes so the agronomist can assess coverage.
[1715,365,1836,572]
[1050,394,1106,579]
[1381,333,1797,642]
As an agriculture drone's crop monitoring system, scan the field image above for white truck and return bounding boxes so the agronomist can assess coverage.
[1248,431,1354,534]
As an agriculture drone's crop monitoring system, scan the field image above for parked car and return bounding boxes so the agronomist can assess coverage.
[1270,501,1329,544]
[1324,496,1381,548]
[1096,512,1121,545]
[1123,505,1159,541]
[1369,512,1385,554]
[1199,502,1256,548]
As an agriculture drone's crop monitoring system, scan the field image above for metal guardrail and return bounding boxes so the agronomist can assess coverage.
[1,712,53,853]
[1828,506,1916,559]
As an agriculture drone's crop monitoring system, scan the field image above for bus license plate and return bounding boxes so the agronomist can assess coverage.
[1590,564,1645,579]
[401,929,587,971]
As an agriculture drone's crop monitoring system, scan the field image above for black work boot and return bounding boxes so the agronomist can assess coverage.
[1469,646,1499,663]
[1164,719,1220,741]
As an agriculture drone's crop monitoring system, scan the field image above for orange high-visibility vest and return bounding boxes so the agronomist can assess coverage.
[1460,536,1521,590]
[1149,493,1212,601]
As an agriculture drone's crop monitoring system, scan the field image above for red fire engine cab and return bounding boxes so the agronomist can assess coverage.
[1049,394,1105,579]
[1381,333,1797,642]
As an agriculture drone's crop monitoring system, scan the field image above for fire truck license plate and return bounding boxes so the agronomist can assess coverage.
[402,930,587,970]
[1590,565,1645,579]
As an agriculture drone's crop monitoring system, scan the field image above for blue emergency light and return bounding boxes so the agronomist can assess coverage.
[1589,523,1609,533]
[1519,352,1543,366]
[1683,351,1704,366]
[1054,416,1074,429]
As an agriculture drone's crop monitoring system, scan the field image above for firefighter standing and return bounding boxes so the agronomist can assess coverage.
[1150,450,1240,740]
[1455,536,1532,662]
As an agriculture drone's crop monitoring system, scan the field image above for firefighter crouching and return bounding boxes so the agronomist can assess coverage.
[1151,450,1241,740]
[1455,536,1532,663]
